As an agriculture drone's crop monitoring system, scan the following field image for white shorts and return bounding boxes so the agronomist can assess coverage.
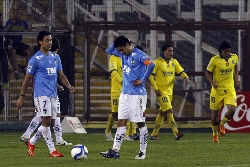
[118,93,147,123]
[35,96,60,114]
[34,96,57,119]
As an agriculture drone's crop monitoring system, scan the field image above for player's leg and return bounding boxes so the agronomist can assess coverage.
[29,97,63,157]
[166,110,184,140]
[101,93,128,159]
[210,89,223,142]
[105,92,119,140]
[20,115,42,143]
[54,97,72,145]
[219,90,237,137]
[150,92,171,140]
[133,95,147,159]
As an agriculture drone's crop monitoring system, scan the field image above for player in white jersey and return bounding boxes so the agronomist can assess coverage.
[100,36,155,160]
[19,37,72,146]
[16,30,75,157]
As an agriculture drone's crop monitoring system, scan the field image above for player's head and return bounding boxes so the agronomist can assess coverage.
[114,36,132,56]
[51,37,60,53]
[37,30,52,50]
[218,40,232,57]
[135,45,143,51]
[161,44,173,60]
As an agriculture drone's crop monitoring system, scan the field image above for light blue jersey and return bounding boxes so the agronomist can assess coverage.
[106,45,154,95]
[26,50,62,98]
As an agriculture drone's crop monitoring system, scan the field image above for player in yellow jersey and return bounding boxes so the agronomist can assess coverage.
[149,44,189,140]
[105,54,138,141]
[205,41,240,142]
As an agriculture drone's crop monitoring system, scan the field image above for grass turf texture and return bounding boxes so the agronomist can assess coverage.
[0,132,250,167]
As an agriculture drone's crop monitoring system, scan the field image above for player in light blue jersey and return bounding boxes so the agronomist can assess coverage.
[16,30,75,157]
[100,36,155,160]
[19,37,72,146]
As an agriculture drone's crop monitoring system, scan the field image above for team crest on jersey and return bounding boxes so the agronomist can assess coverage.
[131,58,134,64]
[232,60,235,64]
[172,63,175,67]
[36,55,43,59]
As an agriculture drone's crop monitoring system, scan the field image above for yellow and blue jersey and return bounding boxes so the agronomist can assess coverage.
[206,53,238,90]
[153,57,187,95]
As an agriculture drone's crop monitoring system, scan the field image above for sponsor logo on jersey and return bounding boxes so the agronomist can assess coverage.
[46,67,57,75]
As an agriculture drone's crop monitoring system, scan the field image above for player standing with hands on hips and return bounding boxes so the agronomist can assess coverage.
[16,30,75,157]
[100,36,155,160]
[205,40,240,142]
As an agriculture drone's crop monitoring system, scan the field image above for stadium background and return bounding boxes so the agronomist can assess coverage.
[0,0,250,129]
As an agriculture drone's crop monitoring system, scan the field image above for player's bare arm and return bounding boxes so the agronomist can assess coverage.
[16,73,33,108]
[205,70,218,88]
[234,65,240,88]
[58,70,75,93]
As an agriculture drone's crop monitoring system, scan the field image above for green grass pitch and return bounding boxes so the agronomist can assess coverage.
[0,132,250,167]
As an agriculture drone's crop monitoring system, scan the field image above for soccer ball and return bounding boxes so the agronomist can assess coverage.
[71,144,88,160]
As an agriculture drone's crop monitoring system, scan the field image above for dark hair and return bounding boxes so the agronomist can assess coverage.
[51,37,60,52]
[218,40,232,53]
[113,35,131,48]
[0,13,2,17]
[135,45,143,51]
[37,30,52,47]
[13,8,21,13]
[161,44,172,52]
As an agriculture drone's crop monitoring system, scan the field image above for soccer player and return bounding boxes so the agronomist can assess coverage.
[105,47,143,141]
[16,30,75,157]
[19,37,72,146]
[148,44,187,140]
[205,40,240,142]
[100,36,155,159]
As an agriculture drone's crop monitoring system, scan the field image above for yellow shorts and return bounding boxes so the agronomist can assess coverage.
[210,88,237,110]
[111,91,120,112]
[158,91,172,112]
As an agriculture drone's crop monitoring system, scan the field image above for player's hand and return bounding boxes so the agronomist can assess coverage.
[16,97,24,109]
[155,89,162,96]
[132,80,142,87]
[184,76,189,83]
[67,85,75,93]
[235,80,241,88]
[211,81,218,88]
[57,85,64,91]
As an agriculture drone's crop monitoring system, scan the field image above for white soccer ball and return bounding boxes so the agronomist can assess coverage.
[71,144,88,160]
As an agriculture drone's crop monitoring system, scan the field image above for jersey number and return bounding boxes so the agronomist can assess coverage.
[211,96,215,103]
[113,99,118,105]
[161,97,168,103]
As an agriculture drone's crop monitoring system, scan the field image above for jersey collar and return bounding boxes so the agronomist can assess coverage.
[219,53,232,62]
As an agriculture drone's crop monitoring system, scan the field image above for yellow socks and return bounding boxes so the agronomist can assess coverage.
[212,125,218,136]
[130,122,137,135]
[151,114,164,136]
[167,113,178,136]
[125,121,131,136]
[105,114,115,134]
[220,117,229,125]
